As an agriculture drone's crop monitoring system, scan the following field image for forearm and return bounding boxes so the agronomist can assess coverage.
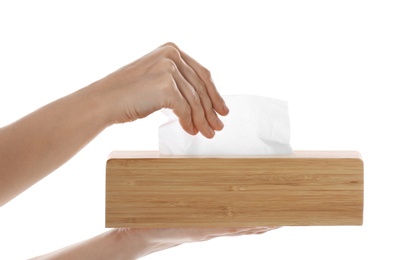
[0,81,114,206]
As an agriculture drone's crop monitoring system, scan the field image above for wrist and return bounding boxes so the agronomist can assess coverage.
[81,80,121,127]
[87,75,139,126]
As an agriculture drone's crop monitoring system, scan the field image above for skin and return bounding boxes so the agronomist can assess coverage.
[0,42,275,259]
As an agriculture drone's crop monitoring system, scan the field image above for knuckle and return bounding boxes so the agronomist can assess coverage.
[159,58,177,73]
[207,108,217,119]
[189,90,201,107]
[161,44,180,59]
[196,81,208,95]
[162,42,179,49]
[162,75,176,91]
[189,76,207,95]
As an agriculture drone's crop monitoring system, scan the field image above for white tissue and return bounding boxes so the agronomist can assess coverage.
[159,95,292,155]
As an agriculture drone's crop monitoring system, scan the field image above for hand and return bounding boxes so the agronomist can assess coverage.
[118,226,277,258]
[33,227,278,259]
[97,42,229,138]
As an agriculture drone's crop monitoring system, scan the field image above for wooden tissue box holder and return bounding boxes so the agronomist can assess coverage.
[106,151,363,227]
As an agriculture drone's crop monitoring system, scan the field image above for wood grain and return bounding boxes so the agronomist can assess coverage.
[106,151,363,227]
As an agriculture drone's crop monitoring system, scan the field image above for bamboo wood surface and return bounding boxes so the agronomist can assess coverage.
[106,151,363,227]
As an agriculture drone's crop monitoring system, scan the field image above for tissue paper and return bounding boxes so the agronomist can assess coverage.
[159,94,292,155]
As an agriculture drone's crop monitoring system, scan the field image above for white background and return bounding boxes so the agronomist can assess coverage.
[0,1,392,259]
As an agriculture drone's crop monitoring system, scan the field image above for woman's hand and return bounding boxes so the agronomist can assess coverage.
[97,42,229,138]
[118,227,277,259]
[32,227,277,259]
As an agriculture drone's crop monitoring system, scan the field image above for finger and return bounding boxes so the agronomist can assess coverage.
[163,74,197,136]
[171,65,215,138]
[171,97,198,136]
[199,226,277,241]
[212,226,277,236]
[175,58,224,131]
[162,42,229,116]
[159,44,225,131]
[233,226,278,236]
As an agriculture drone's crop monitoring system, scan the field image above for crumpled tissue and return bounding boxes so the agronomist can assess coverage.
[159,94,292,155]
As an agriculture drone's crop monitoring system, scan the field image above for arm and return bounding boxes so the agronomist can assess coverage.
[0,80,111,206]
[0,42,228,206]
